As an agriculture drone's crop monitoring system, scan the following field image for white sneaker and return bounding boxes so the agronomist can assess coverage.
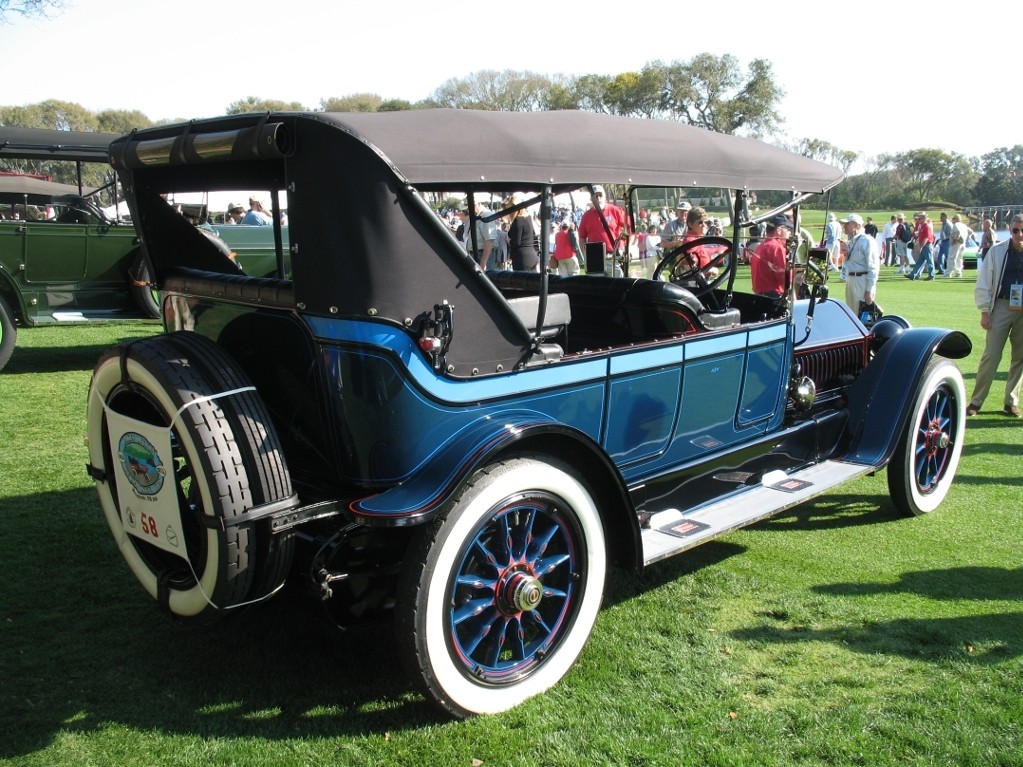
[895,267,905,275]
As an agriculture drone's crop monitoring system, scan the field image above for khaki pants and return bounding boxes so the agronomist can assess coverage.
[556,257,580,277]
[947,242,965,276]
[969,299,1023,409]
[844,272,871,312]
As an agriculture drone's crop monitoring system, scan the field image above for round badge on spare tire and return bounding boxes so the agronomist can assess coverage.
[86,331,295,621]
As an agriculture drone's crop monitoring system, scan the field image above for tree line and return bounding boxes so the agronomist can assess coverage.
[3,55,1022,210]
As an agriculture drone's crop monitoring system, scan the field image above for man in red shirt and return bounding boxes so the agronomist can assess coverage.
[577,185,627,274]
[751,215,791,297]
[907,212,936,280]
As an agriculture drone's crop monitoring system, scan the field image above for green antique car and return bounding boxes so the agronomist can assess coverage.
[0,127,283,372]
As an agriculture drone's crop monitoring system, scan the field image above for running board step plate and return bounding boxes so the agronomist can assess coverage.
[641,460,875,566]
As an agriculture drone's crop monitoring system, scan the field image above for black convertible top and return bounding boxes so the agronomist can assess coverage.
[320,110,844,193]
[108,109,843,194]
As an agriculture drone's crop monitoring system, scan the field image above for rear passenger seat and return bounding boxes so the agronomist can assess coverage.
[487,272,738,350]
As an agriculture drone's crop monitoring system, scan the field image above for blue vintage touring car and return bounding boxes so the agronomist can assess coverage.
[86,109,970,717]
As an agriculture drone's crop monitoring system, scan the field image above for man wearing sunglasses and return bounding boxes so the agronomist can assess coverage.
[968,214,1023,417]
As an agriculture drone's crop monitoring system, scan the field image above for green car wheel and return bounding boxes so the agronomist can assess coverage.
[0,294,16,372]
[129,251,161,319]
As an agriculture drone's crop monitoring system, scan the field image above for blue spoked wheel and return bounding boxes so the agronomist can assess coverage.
[888,358,966,515]
[397,456,606,717]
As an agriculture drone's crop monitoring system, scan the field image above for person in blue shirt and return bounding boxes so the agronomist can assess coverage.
[824,212,842,271]
[241,197,273,226]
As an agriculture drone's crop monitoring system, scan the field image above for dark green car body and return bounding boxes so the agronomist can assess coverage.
[0,127,283,371]
[0,190,149,323]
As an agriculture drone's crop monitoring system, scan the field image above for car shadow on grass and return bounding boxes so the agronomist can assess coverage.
[603,540,748,609]
[728,565,1023,664]
[604,489,914,610]
[0,487,445,759]
[816,565,1023,603]
[744,491,907,534]
[4,341,135,375]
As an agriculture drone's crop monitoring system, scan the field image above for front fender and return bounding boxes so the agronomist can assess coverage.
[842,327,971,466]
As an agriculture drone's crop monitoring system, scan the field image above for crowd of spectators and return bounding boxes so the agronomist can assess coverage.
[437,193,723,278]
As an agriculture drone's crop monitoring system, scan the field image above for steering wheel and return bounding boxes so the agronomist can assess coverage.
[797,245,829,299]
[652,236,733,297]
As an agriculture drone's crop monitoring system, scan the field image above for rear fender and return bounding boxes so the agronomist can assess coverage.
[842,327,971,466]
[348,411,641,570]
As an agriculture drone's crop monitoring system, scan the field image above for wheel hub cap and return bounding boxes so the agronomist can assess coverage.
[504,572,543,613]
[924,420,950,455]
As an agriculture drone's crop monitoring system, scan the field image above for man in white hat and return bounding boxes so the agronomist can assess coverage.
[225,202,246,224]
[660,200,692,251]
[840,214,879,313]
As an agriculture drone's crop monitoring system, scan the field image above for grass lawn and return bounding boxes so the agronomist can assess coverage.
[1,273,1020,767]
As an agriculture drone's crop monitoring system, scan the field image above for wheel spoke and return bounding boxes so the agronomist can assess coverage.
[453,595,496,625]
[471,536,502,572]
[535,552,571,577]
[499,514,513,563]
[526,608,555,638]
[487,615,514,668]
[918,455,934,488]
[461,608,499,657]
[509,615,526,661]
[455,573,497,590]
[507,508,537,561]
[542,585,569,600]
[526,522,558,562]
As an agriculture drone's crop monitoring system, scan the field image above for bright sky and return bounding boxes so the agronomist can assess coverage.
[1,0,1013,169]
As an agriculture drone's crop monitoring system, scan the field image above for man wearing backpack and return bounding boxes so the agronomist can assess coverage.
[893,214,914,275]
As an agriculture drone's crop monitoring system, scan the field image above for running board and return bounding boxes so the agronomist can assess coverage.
[641,460,875,567]
[50,310,150,322]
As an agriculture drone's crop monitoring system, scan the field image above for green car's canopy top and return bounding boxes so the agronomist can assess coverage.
[0,174,90,204]
[0,127,118,163]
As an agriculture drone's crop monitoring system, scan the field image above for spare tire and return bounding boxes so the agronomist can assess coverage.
[87,331,295,620]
